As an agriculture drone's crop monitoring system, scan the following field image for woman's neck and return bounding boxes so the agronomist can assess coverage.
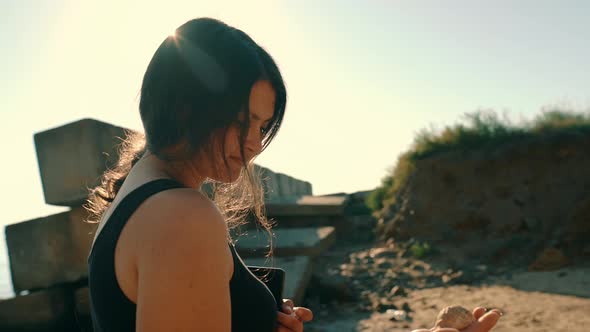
[138,152,207,190]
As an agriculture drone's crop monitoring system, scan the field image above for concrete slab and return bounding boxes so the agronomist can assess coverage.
[296,195,348,205]
[74,287,92,332]
[5,207,96,292]
[245,256,313,306]
[74,286,90,318]
[0,287,78,332]
[34,118,130,206]
[258,166,313,202]
[267,195,347,206]
[235,226,336,258]
[264,215,344,230]
[266,195,348,217]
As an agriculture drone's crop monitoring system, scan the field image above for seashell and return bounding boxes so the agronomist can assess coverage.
[434,305,475,330]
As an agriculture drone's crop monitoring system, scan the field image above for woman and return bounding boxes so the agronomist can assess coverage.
[86,17,313,331]
[85,17,501,332]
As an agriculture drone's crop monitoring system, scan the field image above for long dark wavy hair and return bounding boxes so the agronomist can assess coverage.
[84,18,286,251]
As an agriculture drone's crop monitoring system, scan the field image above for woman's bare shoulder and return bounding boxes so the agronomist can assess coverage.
[136,187,226,229]
[125,186,230,268]
[132,188,234,331]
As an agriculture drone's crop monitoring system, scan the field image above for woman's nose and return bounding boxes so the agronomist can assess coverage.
[245,129,262,158]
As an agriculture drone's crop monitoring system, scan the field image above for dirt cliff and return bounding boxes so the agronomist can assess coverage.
[375,131,590,270]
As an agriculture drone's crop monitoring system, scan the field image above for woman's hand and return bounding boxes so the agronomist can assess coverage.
[275,299,314,332]
[460,307,502,332]
[411,307,502,332]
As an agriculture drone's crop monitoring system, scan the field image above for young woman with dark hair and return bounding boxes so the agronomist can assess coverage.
[86,17,313,332]
[85,16,502,332]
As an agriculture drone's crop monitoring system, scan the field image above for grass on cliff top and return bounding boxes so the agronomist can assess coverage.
[367,109,590,212]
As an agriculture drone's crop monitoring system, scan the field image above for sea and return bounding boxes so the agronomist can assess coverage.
[0,234,15,299]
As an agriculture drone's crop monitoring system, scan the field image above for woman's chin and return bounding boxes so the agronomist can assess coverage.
[213,168,242,184]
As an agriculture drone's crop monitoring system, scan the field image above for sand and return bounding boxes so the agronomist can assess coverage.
[304,261,590,331]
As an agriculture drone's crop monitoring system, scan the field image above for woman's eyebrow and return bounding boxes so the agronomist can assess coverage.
[251,113,273,123]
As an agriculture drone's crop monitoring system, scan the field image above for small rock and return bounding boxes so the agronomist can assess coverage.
[441,270,464,284]
[388,286,401,297]
[442,275,452,284]
[386,309,408,321]
[370,247,397,259]
[412,264,426,272]
[476,264,488,272]
[386,238,395,247]
[528,248,570,271]
[378,302,398,312]
[376,258,394,269]
[402,302,412,312]
[312,274,357,302]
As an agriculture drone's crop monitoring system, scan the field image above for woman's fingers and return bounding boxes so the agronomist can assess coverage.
[294,306,314,322]
[472,307,487,320]
[479,309,502,327]
[281,303,293,315]
[282,298,295,310]
[411,329,459,332]
[464,309,502,332]
[276,311,303,332]
[276,326,295,332]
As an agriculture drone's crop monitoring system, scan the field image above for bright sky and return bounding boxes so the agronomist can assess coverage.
[1,0,589,235]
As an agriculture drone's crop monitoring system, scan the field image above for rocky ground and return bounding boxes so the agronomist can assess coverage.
[300,235,590,332]
[296,132,590,331]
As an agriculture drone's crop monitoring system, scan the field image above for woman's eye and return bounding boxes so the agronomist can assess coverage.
[260,126,268,135]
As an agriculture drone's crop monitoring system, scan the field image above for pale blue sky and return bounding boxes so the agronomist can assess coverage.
[1,0,589,279]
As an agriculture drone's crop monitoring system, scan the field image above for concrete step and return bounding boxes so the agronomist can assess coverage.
[266,195,348,217]
[5,207,95,293]
[235,226,336,258]
[245,256,313,306]
[56,258,312,329]
[74,287,92,332]
[259,168,313,201]
[4,211,337,294]
[0,286,79,332]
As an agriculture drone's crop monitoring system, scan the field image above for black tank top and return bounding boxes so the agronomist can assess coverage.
[87,179,278,331]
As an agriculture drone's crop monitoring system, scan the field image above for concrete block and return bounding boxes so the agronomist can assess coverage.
[74,286,90,318]
[295,181,312,196]
[296,195,348,205]
[5,207,96,292]
[74,287,92,332]
[245,256,313,306]
[259,167,280,202]
[34,118,130,206]
[265,216,340,229]
[235,227,336,258]
[266,195,348,217]
[0,287,78,332]
[277,173,294,197]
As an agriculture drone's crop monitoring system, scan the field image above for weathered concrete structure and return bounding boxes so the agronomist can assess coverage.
[33,118,313,207]
[0,118,365,331]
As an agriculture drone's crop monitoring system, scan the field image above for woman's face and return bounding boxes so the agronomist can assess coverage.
[212,80,276,183]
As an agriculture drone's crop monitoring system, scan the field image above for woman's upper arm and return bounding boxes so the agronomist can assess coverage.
[134,192,233,332]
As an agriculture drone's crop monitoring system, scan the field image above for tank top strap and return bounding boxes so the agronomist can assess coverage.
[88,178,187,262]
